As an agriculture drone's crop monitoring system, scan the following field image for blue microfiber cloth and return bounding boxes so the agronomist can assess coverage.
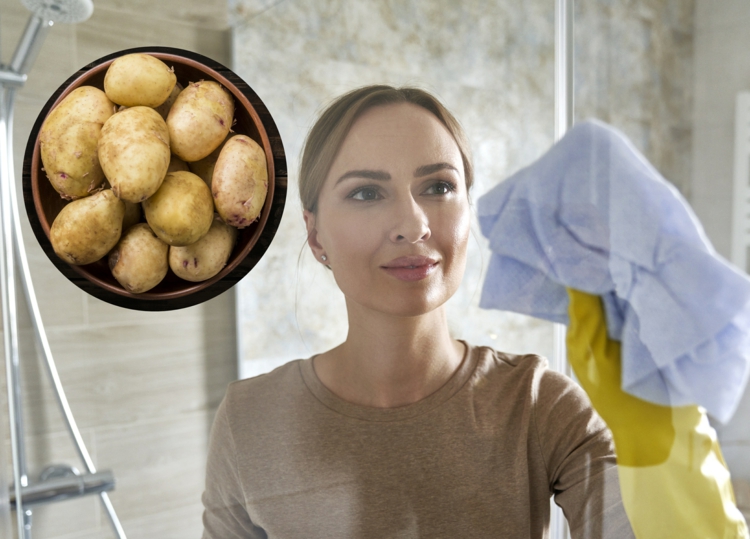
[477,119,750,423]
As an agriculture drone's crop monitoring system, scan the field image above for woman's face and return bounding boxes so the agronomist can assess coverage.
[304,102,471,318]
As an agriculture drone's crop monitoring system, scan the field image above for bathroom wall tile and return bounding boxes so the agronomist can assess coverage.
[83,283,234,329]
[55,527,111,539]
[691,124,733,199]
[115,502,204,539]
[84,294,204,328]
[24,318,236,430]
[75,6,231,68]
[717,384,750,444]
[693,30,750,131]
[92,0,228,30]
[721,442,750,481]
[695,0,750,32]
[691,195,733,259]
[18,237,88,329]
[94,411,211,523]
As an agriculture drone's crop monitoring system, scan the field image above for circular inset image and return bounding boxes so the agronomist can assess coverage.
[23,46,287,311]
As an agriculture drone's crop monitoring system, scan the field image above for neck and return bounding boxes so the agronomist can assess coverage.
[314,300,466,408]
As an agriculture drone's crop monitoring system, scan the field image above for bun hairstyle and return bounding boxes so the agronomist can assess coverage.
[298,85,474,214]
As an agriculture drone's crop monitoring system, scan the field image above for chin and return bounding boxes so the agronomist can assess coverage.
[364,287,455,318]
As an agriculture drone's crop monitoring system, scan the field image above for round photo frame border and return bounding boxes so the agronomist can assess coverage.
[22,46,287,312]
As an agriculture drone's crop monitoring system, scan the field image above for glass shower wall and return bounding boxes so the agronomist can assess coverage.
[232,0,558,378]
[574,0,750,526]
[691,0,750,522]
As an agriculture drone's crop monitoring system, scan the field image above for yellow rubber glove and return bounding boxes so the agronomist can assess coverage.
[566,288,748,539]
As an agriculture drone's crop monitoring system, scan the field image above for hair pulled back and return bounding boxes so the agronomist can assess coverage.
[298,85,474,214]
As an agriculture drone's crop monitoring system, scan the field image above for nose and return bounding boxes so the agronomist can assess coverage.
[389,195,431,244]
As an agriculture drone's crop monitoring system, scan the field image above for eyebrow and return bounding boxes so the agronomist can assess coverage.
[335,169,391,186]
[414,162,459,177]
[334,162,459,186]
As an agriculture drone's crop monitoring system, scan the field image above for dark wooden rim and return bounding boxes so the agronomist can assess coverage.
[23,46,288,311]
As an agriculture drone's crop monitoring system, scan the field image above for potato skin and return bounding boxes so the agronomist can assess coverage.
[167,80,234,162]
[50,189,125,265]
[169,216,237,282]
[109,223,169,293]
[40,86,114,200]
[212,135,268,228]
[98,106,170,203]
[104,53,176,108]
[142,171,214,246]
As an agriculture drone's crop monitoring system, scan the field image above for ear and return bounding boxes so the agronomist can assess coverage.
[303,209,325,259]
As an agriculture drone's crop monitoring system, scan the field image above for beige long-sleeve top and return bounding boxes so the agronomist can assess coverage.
[202,341,634,538]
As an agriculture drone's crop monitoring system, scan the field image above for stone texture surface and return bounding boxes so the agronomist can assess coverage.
[576,0,694,197]
[233,0,694,381]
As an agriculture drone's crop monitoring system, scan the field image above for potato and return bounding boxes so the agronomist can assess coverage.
[169,216,237,282]
[98,106,170,203]
[109,223,169,293]
[39,86,114,200]
[167,80,234,162]
[212,135,268,228]
[188,134,234,189]
[143,170,214,246]
[167,153,189,173]
[50,189,125,265]
[104,53,176,108]
[153,82,183,120]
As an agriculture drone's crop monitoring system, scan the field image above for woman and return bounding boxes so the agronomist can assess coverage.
[201,86,633,538]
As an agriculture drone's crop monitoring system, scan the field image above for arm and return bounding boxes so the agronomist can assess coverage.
[202,393,267,539]
[566,288,749,539]
[532,366,635,538]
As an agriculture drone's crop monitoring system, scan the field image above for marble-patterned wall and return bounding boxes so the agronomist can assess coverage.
[233,0,695,379]
[576,0,694,197]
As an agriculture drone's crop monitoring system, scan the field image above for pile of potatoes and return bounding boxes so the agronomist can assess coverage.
[39,53,269,294]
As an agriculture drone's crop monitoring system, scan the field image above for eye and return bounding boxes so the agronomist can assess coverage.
[349,186,382,201]
[424,180,457,196]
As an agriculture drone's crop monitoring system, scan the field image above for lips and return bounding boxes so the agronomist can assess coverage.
[381,256,439,282]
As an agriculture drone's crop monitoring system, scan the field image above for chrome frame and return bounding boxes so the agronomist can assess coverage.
[551,1,574,538]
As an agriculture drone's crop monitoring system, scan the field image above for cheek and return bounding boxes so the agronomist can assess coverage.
[442,205,472,259]
[320,210,381,263]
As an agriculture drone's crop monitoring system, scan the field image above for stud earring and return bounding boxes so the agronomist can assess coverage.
[321,255,327,262]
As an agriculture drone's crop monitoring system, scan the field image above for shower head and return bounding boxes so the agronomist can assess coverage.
[7,0,94,76]
[20,0,94,24]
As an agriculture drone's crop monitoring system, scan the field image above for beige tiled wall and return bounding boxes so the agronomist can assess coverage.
[0,0,234,537]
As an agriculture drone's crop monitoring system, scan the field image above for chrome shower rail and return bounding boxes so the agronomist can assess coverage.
[0,6,126,539]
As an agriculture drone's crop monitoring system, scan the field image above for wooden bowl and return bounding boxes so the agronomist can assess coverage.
[23,46,287,311]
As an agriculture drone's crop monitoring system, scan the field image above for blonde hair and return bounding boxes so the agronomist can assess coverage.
[298,85,474,213]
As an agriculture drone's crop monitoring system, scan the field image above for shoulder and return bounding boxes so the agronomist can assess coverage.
[468,343,566,403]
[222,359,307,424]
[470,343,588,404]
[466,342,608,444]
